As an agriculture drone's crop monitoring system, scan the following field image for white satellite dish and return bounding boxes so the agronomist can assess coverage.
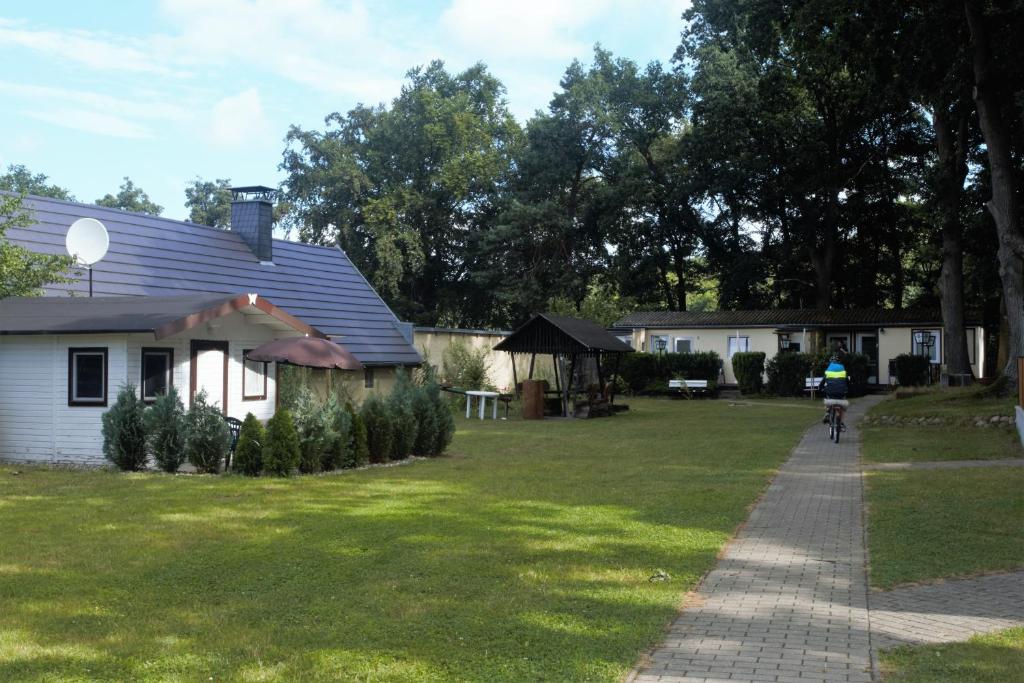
[66,218,109,266]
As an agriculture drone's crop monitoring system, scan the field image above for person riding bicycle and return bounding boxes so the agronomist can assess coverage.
[819,352,849,428]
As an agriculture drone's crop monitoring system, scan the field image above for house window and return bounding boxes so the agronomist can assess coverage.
[674,337,693,353]
[242,350,268,401]
[911,329,941,364]
[364,367,375,388]
[650,335,670,353]
[68,348,108,406]
[141,348,173,403]
[727,336,750,358]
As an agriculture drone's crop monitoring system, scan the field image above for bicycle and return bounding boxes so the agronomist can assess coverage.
[824,399,847,443]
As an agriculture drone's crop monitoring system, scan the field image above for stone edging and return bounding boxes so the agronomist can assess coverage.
[863,414,1015,428]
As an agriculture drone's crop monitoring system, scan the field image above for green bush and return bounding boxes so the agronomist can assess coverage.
[441,340,494,390]
[388,370,419,460]
[432,391,455,456]
[617,352,721,394]
[321,395,352,471]
[101,384,148,471]
[145,387,186,473]
[233,413,264,476]
[361,394,393,463]
[263,408,301,476]
[810,350,872,397]
[766,352,813,397]
[184,390,231,474]
[292,389,329,474]
[731,352,766,395]
[346,402,370,467]
[411,382,441,456]
[894,353,931,387]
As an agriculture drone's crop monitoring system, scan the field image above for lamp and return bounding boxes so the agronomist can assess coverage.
[655,337,668,355]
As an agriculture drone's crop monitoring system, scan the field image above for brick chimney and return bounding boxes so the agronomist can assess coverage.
[230,186,276,262]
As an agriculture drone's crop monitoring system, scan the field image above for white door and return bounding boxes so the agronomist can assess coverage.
[191,341,228,414]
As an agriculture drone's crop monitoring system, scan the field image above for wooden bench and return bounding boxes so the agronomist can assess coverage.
[803,377,824,396]
[668,379,712,398]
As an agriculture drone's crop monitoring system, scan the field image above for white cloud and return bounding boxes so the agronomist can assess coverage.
[209,88,270,146]
[26,108,153,139]
[0,81,192,122]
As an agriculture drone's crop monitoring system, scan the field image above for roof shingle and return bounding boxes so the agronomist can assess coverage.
[614,308,978,328]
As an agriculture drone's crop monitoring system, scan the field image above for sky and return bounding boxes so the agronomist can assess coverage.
[0,0,690,220]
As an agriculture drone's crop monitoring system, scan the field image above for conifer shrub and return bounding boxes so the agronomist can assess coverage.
[101,384,148,471]
[432,389,456,456]
[292,389,329,474]
[388,369,419,460]
[233,413,264,476]
[320,395,352,471]
[731,352,766,395]
[184,390,231,474]
[411,382,441,456]
[145,386,186,472]
[263,408,301,476]
[360,394,393,463]
[346,402,370,467]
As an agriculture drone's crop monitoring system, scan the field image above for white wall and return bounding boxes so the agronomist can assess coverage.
[632,327,779,384]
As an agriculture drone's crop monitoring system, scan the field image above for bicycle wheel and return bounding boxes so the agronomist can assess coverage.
[832,411,841,443]
[827,407,835,441]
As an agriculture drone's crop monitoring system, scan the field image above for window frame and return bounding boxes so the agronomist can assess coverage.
[140,347,174,404]
[68,347,109,407]
[364,367,375,388]
[674,336,694,353]
[911,328,942,364]
[242,349,269,401]
[649,334,670,353]
[727,335,750,358]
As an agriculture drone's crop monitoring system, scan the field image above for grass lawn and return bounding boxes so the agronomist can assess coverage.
[866,467,1024,589]
[0,398,816,682]
[861,425,1022,463]
[880,627,1024,682]
[868,387,1014,421]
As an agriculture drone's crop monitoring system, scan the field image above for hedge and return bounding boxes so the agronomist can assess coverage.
[616,351,721,395]
[731,352,766,395]
[766,352,813,397]
[893,353,930,387]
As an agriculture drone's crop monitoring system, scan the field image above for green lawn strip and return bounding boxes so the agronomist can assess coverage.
[879,627,1024,683]
[861,424,1022,463]
[868,388,1014,421]
[866,467,1024,589]
[0,398,816,682]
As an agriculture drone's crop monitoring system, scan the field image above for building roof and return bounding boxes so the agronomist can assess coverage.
[614,308,978,329]
[0,293,327,339]
[494,313,634,355]
[5,193,420,365]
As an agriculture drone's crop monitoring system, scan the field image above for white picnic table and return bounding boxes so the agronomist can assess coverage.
[465,390,500,420]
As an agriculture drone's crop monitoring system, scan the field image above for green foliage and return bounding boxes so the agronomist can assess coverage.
[184,390,231,474]
[321,395,353,470]
[101,384,148,471]
[894,353,931,387]
[263,408,301,477]
[411,382,441,456]
[766,352,814,397]
[346,402,370,467]
[546,280,638,328]
[1,193,75,297]
[95,177,162,215]
[292,389,330,474]
[184,177,233,228]
[144,387,186,473]
[233,413,264,476]
[731,352,766,395]
[360,394,393,463]
[0,164,74,200]
[617,352,721,394]
[387,369,418,460]
[432,390,456,456]
[440,339,494,391]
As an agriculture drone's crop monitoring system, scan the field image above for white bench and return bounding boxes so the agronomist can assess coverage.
[804,377,824,395]
[668,379,712,398]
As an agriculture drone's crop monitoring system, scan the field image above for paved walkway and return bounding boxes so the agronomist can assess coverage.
[632,397,883,683]
[871,571,1024,649]
[864,458,1024,471]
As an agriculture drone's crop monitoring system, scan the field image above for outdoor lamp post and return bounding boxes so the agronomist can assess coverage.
[780,336,791,351]
[655,337,668,355]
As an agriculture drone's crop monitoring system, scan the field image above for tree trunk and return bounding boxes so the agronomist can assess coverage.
[966,1,1024,385]
[932,102,974,379]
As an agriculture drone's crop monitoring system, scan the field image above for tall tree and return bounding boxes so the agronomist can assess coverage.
[0,194,74,298]
[281,61,520,324]
[184,177,233,228]
[95,177,163,215]
[0,164,75,200]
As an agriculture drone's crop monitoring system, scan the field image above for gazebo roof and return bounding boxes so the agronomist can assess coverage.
[494,314,634,356]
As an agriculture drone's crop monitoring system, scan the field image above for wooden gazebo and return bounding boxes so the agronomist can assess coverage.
[494,313,634,417]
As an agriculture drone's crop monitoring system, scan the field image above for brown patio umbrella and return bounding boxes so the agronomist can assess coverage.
[245,337,363,370]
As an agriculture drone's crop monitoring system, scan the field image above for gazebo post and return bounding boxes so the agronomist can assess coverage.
[563,353,577,417]
[611,353,622,405]
[511,353,519,398]
[552,354,561,394]
[528,352,536,380]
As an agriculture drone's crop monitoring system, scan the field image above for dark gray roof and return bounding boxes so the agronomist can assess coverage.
[615,308,979,329]
[494,313,634,355]
[5,193,420,365]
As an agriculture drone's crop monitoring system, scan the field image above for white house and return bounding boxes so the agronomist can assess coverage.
[614,309,986,386]
[0,293,327,465]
